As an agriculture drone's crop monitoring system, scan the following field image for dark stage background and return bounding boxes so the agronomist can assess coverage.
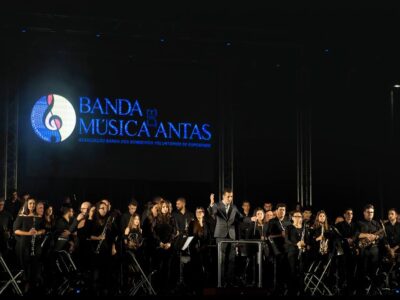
[1,3,400,218]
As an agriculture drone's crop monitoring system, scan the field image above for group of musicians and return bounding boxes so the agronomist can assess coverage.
[0,188,399,296]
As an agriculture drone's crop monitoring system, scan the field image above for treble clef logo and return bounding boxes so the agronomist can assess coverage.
[43,94,63,131]
[31,94,76,143]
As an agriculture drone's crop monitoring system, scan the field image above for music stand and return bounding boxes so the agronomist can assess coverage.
[0,251,23,296]
[176,236,194,289]
[217,240,263,288]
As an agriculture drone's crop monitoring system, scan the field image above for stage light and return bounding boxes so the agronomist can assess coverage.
[393,84,400,88]
[21,28,27,33]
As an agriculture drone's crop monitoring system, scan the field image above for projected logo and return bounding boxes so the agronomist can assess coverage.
[31,94,76,143]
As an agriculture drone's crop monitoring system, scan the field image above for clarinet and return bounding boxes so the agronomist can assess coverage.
[30,216,37,256]
[95,215,114,254]
[298,223,306,260]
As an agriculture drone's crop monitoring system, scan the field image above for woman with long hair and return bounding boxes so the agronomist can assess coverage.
[13,197,45,294]
[153,199,177,294]
[124,213,143,252]
[188,206,212,294]
[44,205,55,231]
[310,210,332,258]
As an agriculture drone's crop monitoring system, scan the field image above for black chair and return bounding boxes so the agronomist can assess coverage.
[126,250,156,296]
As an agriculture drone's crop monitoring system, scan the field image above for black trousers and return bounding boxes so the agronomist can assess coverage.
[287,250,304,295]
[357,245,379,289]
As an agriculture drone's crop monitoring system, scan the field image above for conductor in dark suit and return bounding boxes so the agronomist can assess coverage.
[208,187,249,286]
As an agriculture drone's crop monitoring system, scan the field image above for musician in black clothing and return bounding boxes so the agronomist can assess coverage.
[384,208,400,263]
[88,201,118,296]
[75,201,92,271]
[120,199,138,234]
[309,210,331,257]
[266,203,291,294]
[241,201,252,222]
[13,197,45,294]
[243,208,266,286]
[335,208,358,293]
[356,204,383,292]
[0,198,13,256]
[172,196,194,281]
[236,202,254,285]
[153,199,177,293]
[285,210,308,295]
[172,197,194,236]
[53,206,75,252]
[187,207,212,294]
[5,190,22,220]
[141,201,159,276]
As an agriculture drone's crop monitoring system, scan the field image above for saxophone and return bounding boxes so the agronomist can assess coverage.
[319,224,329,255]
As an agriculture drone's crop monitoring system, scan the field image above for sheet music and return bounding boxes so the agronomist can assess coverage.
[182,236,194,251]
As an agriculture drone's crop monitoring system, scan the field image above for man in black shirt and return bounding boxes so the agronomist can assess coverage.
[120,199,138,234]
[335,208,358,294]
[267,203,291,295]
[172,197,194,236]
[383,208,400,263]
[4,190,22,220]
[356,204,383,291]
[54,206,75,252]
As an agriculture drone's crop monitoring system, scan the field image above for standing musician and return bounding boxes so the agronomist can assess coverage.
[124,213,143,252]
[172,197,194,286]
[75,201,92,271]
[173,197,194,237]
[187,207,212,294]
[53,205,75,252]
[122,213,144,291]
[141,200,159,276]
[266,203,291,294]
[13,197,45,294]
[383,208,400,263]
[310,210,331,258]
[356,204,383,292]
[335,208,358,294]
[153,199,177,293]
[285,210,308,295]
[120,199,138,234]
[87,200,118,296]
[245,208,267,286]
